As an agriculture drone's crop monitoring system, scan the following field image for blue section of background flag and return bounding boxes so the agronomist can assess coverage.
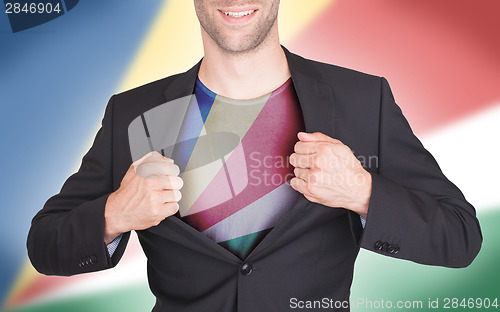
[0,1,164,305]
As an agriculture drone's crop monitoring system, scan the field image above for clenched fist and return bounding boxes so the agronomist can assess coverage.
[289,132,372,218]
[104,151,183,244]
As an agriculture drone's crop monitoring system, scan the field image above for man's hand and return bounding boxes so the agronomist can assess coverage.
[289,132,372,219]
[104,151,183,244]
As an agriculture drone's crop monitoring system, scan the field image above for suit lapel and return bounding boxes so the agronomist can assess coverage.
[163,60,201,101]
[284,47,336,136]
[128,61,202,162]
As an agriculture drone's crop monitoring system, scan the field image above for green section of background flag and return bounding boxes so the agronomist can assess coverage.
[4,209,498,312]
[351,208,499,311]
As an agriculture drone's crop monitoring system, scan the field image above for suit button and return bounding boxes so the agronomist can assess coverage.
[374,241,383,250]
[387,244,395,254]
[89,256,97,265]
[381,242,388,252]
[79,259,87,267]
[240,263,253,276]
[393,245,400,254]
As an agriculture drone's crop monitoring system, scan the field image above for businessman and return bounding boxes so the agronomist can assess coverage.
[28,1,482,311]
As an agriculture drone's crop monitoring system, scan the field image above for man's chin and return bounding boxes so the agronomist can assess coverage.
[216,36,266,55]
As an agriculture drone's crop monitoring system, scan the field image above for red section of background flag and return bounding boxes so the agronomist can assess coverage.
[288,0,500,134]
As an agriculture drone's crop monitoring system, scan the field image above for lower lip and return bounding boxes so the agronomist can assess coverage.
[218,10,258,24]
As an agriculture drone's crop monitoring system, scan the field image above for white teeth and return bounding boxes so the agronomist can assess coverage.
[222,10,255,18]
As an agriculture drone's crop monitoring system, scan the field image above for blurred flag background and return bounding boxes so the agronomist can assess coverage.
[1,0,499,311]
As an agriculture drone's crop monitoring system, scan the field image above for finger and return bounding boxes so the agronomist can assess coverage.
[136,161,180,178]
[294,141,313,154]
[297,132,342,144]
[141,153,174,165]
[158,190,182,203]
[160,176,184,190]
[133,151,161,166]
[124,152,159,183]
[136,162,177,178]
[162,202,180,216]
[165,162,180,176]
[294,141,330,154]
[294,167,325,186]
[147,176,183,191]
[290,177,318,201]
[293,167,310,181]
[289,153,315,168]
[290,176,305,193]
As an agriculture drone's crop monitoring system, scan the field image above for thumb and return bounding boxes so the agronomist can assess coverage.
[134,151,173,167]
[297,132,340,143]
[128,151,173,178]
[134,151,160,166]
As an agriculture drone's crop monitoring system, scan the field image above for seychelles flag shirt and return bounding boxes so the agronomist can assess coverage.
[174,77,305,260]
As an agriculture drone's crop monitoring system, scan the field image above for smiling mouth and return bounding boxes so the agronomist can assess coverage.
[220,9,256,18]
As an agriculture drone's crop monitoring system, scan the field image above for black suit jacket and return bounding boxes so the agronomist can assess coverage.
[27,47,482,311]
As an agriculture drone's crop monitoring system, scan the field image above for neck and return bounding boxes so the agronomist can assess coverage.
[198,26,291,100]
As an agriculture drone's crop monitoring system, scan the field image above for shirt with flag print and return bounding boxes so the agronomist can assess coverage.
[172,77,305,260]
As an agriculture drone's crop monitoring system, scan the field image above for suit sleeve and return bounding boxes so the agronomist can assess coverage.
[27,95,130,276]
[357,77,482,268]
